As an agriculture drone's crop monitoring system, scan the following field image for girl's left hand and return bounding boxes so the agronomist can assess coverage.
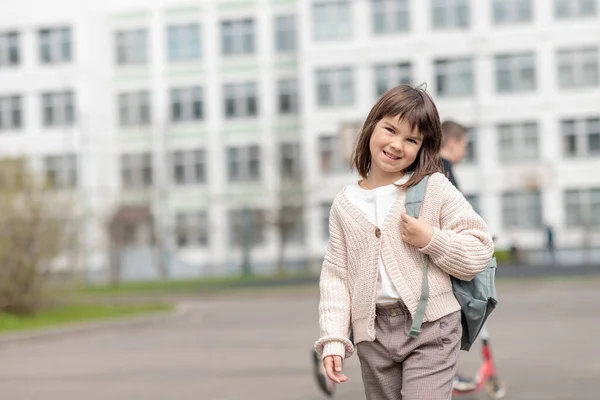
[400,213,434,248]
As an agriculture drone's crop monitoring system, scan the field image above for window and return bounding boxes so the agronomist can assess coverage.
[171,87,203,122]
[435,58,474,97]
[562,117,600,157]
[121,153,153,188]
[224,82,258,118]
[0,95,22,130]
[274,15,296,52]
[170,149,206,185]
[321,201,332,239]
[498,122,539,161]
[280,142,302,180]
[502,191,542,229]
[167,24,201,61]
[564,188,600,227]
[372,0,410,34]
[0,32,19,66]
[227,145,261,182]
[495,53,536,93]
[43,154,78,189]
[118,91,150,126]
[228,208,265,247]
[41,91,74,127]
[277,79,298,115]
[221,19,255,56]
[39,27,71,64]
[314,1,352,40]
[374,62,412,97]
[465,194,482,216]
[175,211,208,248]
[280,206,305,244]
[492,0,533,23]
[319,135,347,174]
[115,29,147,65]
[557,47,598,89]
[555,0,597,19]
[432,0,470,29]
[316,67,354,107]
[463,127,477,163]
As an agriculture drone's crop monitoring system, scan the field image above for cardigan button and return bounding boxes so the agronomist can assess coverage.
[375,228,381,238]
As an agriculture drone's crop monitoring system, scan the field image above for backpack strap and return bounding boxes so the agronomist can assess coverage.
[404,175,430,338]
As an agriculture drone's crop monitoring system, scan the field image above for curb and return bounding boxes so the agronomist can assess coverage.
[0,303,189,347]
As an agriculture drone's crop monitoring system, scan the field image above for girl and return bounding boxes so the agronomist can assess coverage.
[315,84,494,400]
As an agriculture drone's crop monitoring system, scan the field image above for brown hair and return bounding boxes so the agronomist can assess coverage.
[441,120,468,147]
[350,84,443,189]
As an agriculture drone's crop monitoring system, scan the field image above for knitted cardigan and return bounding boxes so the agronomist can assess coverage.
[315,172,494,359]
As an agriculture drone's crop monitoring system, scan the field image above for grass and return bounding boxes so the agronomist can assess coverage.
[0,303,173,333]
[75,272,315,296]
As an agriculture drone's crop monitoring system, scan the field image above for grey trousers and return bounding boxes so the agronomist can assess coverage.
[356,302,461,400]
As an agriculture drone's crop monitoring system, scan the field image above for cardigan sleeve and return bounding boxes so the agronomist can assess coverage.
[419,174,495,281]
[314,201,354,359]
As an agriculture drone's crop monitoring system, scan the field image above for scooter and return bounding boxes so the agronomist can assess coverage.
[452,325,506,399]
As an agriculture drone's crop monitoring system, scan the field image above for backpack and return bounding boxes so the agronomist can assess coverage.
[404,175,498,351]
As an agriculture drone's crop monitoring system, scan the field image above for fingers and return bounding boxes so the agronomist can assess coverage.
[324,356,348,384]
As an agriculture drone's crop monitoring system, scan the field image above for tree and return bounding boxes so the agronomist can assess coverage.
[0,158,77,315]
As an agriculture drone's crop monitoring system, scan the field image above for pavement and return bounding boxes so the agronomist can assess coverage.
[0,276,599,399]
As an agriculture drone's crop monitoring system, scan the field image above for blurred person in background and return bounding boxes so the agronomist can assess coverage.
[440,120,486,391]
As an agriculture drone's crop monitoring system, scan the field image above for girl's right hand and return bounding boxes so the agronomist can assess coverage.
[323,355,348,383]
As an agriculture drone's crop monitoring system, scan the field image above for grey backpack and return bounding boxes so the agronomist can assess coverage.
[404,175,498,351]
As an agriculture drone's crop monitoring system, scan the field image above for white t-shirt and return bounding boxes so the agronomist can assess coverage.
[343,174,410,304]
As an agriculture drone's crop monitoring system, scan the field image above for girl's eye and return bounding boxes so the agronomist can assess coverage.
[408,138,417,144]
[386,127,395,133]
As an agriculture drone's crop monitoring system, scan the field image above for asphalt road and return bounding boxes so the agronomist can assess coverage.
[0,278,598,399]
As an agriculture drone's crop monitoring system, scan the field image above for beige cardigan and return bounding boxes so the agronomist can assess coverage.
[315,173,494,359]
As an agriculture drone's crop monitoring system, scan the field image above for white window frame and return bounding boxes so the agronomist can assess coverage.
[495,53,536,93]
[0,31,19,67]
[435,58,474,97]
[227,145,261,182]
[564,188,600,227]
[224,82,258,119]
[492,0,533,23]
[39,27,71,64]
[374,62,412,97]
[274,15,296,53]
[313,1,352,41]
[221,19,255,56]
[502,191,542,229]
[277,79,298,115]
[170,149,206,186]
[372,0,410,34]
[316,67,354,107]
[321,202,332,240]
[498,122,539,162]
[555,0,597,19]
[562,117,600,157]
[171,87,203,123]
[41,91,74,127]
[167,24,201,61]
[115,29,147,65]
[119,91,150,127]
[557,47,599,89]
[175,211,208,248]
[121,153,153,189]
[228,208,265,247]
[0,95,22,130]
[432,0,470,29]
[280,142,302,180]
[43,154,78,190]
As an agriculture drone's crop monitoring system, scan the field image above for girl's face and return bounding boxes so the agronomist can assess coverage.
[369,115,423,179]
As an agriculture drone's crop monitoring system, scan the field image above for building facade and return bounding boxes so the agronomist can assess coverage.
[0,0,599,280]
